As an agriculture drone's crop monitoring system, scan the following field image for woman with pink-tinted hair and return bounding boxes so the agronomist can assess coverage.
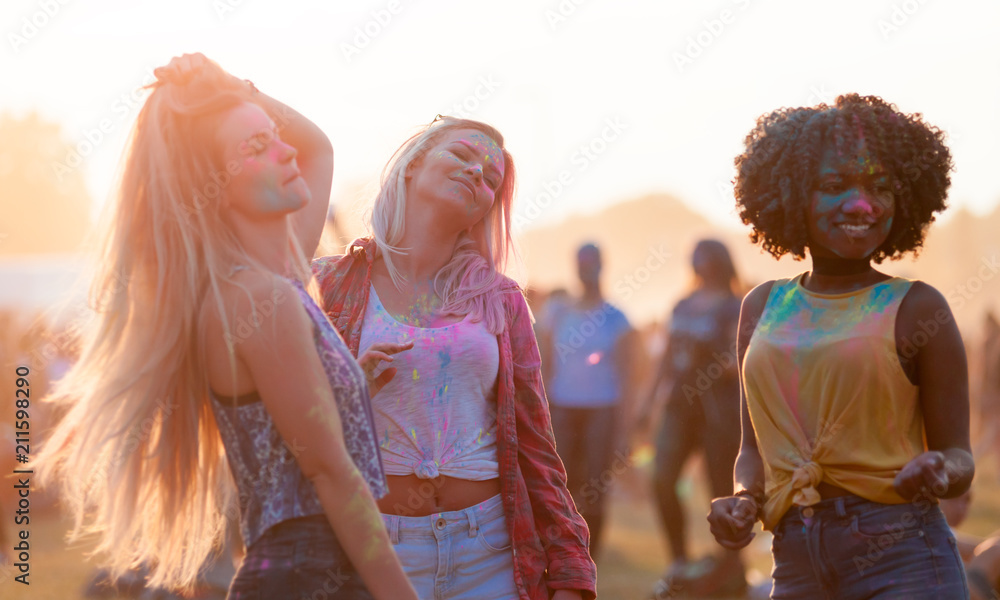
[312,116,597,600]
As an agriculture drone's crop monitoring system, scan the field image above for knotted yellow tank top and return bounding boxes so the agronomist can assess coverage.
[744,273,923,530]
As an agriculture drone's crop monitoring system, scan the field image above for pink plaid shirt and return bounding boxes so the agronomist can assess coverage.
[312,237,597,600]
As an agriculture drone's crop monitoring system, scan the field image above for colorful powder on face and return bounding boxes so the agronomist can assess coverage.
[463,133,504,177]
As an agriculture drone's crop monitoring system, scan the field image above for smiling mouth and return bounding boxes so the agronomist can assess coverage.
[283,172,301,184]
[451,177,475,196]
[838,223,874,238]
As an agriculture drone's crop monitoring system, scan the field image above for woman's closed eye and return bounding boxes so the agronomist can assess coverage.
[818,179,844,194]
[457,151,496,187]
[872,180,893,195]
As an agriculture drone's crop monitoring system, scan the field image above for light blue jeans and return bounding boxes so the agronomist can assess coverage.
[771,494,969,599]
[381,494,519,600]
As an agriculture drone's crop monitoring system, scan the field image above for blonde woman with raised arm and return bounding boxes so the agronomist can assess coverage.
[34,53,416,600]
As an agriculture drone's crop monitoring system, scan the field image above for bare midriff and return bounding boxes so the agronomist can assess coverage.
[378,474,502,516]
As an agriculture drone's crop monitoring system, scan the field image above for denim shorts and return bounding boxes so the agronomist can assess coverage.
[770,494,969,600]
[227,515,373,600]
[382,493,519,600]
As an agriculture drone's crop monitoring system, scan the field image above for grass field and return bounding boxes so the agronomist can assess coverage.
[3,454,999,600]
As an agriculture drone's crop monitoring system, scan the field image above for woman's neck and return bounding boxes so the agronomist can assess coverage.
[390,234,460,287]
[231,216,297,277]
[804,255,885,293]
[392,204,464,285]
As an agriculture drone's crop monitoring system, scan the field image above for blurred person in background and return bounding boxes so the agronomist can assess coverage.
[537,243,640,560]
[976,312,1000,463]
[533,287,569,347]
[636,239,746,597]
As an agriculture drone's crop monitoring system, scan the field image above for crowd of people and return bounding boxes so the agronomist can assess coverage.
[4,51,1000,599]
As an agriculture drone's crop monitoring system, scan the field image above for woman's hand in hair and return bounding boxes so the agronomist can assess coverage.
[358,340,414,397]
[154,52,211,85]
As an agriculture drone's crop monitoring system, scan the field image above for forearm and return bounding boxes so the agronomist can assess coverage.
[253,90,332,158]
[310,467,415,600]
[940,447,975,498]
[733,443,765,498]
[250,87,334,256]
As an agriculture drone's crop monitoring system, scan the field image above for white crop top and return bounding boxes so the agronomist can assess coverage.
[359,284,500,481]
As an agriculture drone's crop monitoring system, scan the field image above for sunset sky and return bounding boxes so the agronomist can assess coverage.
[3,0,999,234]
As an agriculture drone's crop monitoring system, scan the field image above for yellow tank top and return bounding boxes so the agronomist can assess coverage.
[744,273,923,530]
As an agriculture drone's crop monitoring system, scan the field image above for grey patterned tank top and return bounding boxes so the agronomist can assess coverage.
[210,274,388,547]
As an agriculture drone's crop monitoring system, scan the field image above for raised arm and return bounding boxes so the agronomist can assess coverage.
[155,52,334,257]
[229,272,415,600]
[253,91,334,257]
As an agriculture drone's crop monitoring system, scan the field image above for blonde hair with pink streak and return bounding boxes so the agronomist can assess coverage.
[369,117,517,334]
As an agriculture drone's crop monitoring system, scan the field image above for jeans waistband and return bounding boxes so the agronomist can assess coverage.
[779,493,942,526]
[382,494,505,542]
[248,514,346,558]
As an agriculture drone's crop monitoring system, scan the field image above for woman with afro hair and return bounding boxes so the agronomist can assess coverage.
[707,94,973,599]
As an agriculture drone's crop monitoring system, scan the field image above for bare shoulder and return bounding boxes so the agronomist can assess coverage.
[201,269,296,322]
[228,269,299,311]
[741,280,777,324]
[201,270,305,394]
[898,280,951,318]
[733,280,777,358]
[897,280,956,341]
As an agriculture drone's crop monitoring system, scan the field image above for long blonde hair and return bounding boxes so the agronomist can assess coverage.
[33,58,311,589]
[370,117,517,334]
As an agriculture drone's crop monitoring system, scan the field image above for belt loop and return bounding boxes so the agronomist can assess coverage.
[386,514,400,544]
[835,497,846,518]
[467,507,480,538]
